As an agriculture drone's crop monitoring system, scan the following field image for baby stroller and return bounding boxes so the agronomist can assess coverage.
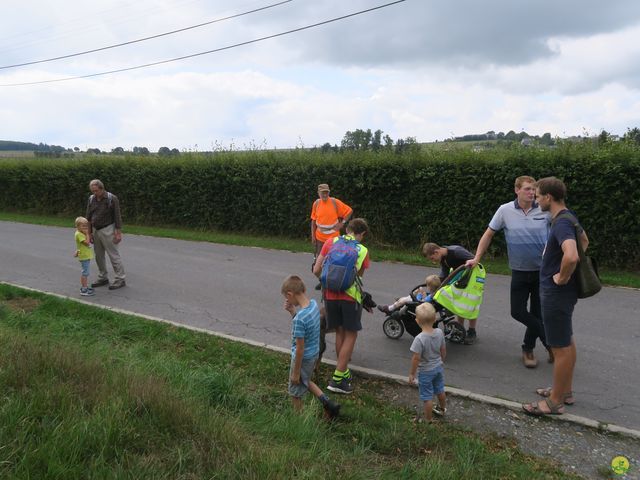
[382,265,485,344]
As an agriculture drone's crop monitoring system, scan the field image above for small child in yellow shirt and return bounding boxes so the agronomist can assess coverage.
[74,216,95,296]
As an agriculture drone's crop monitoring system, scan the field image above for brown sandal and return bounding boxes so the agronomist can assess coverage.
[522,397,565,416]
[535,387,575,405]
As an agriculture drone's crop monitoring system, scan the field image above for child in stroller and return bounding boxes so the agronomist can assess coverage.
[381,265,484,344]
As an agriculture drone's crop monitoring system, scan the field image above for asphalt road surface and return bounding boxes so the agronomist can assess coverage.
[1,221,638,430]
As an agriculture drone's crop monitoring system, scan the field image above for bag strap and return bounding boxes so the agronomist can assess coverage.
[88,192,113,209]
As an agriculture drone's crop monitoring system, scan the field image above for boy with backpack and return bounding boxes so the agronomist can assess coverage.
[312,218,370,394]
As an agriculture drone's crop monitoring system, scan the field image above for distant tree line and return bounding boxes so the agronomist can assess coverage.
[317,128,419,154]
[451,130,555,146]
[0,140,69,152]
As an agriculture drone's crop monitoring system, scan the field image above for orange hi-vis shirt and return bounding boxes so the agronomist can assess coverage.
[311,197,353,242]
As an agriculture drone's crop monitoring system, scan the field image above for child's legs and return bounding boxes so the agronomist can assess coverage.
[80,260,90,288]
[288,357,317,411]
[391,295,412,310]
[291,397,303,412]
[307,380,323,398]
[423,399,434,421]
[433,366,446,409]
[418,369,437,420]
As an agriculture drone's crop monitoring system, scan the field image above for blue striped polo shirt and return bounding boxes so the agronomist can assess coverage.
[488,199,550,271]
[291,299,321,359]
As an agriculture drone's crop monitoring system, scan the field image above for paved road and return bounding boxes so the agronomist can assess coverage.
[1,221,639,430]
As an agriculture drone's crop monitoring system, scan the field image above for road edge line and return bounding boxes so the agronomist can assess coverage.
[2,280,639,440]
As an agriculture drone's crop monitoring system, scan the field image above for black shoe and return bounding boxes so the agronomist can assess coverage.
[327,378,353,395]
[91,278,109,288]
[464,329,477,345]
[108,281,126,290]
[315,282,322,291]
[323,399,341,420]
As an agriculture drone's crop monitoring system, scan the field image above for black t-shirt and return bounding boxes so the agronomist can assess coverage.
[540,210,581,290]
[439,245,474,280]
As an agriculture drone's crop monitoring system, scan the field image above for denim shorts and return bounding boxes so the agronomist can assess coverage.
[288,355,318,398]
[418,365,445,401]
[541,287,578,348]
[80,259,91,277]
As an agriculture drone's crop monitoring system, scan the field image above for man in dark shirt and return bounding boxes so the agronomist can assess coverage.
[85,179,126,290]
[523,177,589,416]
[422,242,477,344]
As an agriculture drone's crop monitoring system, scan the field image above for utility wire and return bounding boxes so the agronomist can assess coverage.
[0,0,405,87]
[0,0,293,70]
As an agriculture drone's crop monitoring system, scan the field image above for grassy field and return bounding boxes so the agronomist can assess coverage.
[1,210,638,289]
[0,284,579,479]
[0,150,35,158]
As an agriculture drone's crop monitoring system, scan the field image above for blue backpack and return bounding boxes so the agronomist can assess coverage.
[321,236,360,291]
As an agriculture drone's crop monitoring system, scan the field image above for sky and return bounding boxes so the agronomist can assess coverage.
[1,0,640,151]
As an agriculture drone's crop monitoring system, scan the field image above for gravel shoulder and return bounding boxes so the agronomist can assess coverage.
[376,381,639,480]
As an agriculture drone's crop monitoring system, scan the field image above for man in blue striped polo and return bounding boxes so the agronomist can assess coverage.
[466,176,551,368]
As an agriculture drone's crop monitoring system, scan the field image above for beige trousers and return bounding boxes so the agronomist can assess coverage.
[93,224,125,282]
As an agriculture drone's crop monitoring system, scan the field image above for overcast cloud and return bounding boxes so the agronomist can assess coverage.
[1,0,640,150]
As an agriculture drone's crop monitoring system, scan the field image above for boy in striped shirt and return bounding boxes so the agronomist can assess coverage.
[282,275,340,419]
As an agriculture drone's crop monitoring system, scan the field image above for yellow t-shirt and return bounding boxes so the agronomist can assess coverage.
[75,231,93,261]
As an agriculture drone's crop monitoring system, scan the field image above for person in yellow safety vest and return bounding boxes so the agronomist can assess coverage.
[422,242,479,344]
[433,264,487,321]
[311,183,353,290]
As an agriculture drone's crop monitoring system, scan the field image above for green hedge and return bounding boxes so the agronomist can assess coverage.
[1,143,639,269]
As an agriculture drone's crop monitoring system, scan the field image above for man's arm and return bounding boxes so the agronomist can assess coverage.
[466,228,495,268]
[313,253,325,278]
[553,239,579,285]
[311,220,317,245]
[579,230,589,252]
[291,338,305,385]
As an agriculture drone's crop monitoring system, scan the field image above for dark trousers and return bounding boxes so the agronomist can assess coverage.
[510,270,546,352]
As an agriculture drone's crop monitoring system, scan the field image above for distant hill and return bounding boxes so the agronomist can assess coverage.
[0,140,69,152]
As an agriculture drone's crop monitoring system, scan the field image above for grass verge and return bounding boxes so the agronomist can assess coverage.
[0,284,580,479]
[1,210,638,289]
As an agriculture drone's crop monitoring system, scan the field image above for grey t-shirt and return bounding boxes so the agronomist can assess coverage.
[410,329,445,372]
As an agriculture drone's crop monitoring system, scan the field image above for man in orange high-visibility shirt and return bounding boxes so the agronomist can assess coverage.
[311,184,353,290]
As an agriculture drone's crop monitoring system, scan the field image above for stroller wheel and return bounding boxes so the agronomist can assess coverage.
[445,320,466,344]
[383,317,404,339]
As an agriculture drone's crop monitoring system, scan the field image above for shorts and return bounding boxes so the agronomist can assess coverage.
[325,299,363,332]
[418,365,445,401]
[80,259,91,277]
[540,287,578,348]
[288,355,318,398]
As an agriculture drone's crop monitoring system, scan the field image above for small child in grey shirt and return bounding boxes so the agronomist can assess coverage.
[408,303,447,422]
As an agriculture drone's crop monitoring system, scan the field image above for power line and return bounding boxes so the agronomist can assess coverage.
[0,0,293,70]
[0,0,406,87]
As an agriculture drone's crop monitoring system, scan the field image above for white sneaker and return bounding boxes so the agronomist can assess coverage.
[432,405,447,416]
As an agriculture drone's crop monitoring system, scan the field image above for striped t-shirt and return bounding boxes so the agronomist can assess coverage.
[488,200,550,271]
[291,299,321,359]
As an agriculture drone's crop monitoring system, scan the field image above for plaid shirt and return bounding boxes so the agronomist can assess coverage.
[86,192,122,230]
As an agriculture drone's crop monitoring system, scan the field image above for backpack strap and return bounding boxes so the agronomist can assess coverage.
[87,192,113,209]
[330,197,339,219]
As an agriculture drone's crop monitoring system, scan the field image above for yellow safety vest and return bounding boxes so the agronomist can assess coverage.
[433,264,486,320]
